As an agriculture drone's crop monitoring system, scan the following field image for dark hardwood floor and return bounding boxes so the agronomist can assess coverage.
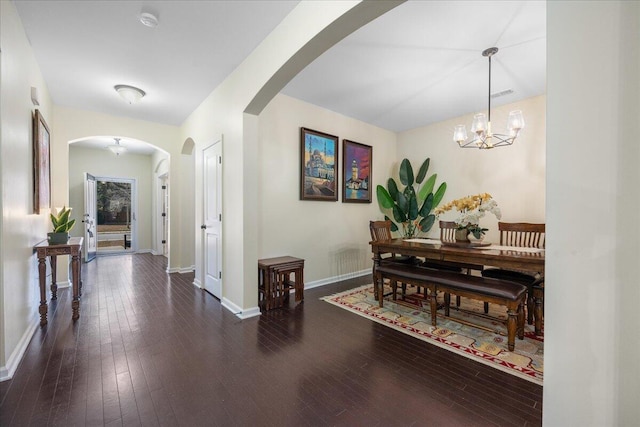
[0,254,542,426]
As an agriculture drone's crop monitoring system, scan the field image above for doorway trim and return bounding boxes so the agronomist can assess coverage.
[156,173,169,257]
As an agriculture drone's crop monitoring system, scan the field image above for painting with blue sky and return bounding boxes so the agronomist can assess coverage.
[300,127,338,201]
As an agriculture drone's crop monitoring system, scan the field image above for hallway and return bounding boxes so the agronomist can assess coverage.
[0,254,542,426]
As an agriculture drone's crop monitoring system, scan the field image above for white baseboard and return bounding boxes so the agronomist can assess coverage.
[136,249,153,254]
[216,269,370,321]
[304,268,370,290]
[167,265,194,274]
[55,280,71,289]
[220,297,260,319]
[0,318,39,382]
[193,278,203,289]
[221,297,242,314]
[237,306,261,319]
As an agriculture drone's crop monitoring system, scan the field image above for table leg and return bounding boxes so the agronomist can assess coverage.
[295,266,304,302]
[37,255,48,326]
[265,270,272,311]
[71,252,80,320]
[79,256,83,296]
[507,308,517,351]
[534,286,544,335]
[517,302,525,340]
[377,271,384,308]
[49,255,58,300]
[372,251,381,301]
[428,286,437,326]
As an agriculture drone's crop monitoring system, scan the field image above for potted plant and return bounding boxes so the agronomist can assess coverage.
[376,158,447,238]
[48,206,76,244]
[434,193,501,241]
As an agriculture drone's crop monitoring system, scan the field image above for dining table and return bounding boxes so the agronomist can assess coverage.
[370,237,545,332]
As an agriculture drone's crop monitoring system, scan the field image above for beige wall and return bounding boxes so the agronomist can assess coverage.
[68,146,154,252]
[258,94,397,284]
[181,1,398,315]
[398,95,546,244]
[545,1,640,425]
[0,0,54,379]
[50,107,188,270]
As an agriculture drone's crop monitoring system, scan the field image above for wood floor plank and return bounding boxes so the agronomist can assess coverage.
[0,253,542,426]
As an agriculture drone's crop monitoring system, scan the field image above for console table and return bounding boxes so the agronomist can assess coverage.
[258,256,304,311]
[34,237,83,325]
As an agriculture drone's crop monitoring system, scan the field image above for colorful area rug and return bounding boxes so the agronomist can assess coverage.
[322,284,543,385]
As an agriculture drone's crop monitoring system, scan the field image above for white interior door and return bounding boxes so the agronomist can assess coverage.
[84,173,97,262]
[203,141,222,299]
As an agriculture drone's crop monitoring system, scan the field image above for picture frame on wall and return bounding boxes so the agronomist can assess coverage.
[33,109,51,214]
[342,139,372,203]
[300,127,339,201]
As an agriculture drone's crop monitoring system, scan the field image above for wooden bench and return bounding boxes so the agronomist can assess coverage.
[375,264,527,351]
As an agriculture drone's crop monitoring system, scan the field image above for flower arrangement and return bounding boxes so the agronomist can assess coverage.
[434,193,502,238]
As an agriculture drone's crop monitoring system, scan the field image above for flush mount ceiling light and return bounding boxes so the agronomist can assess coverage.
[107,138,127,156]
[139,11,159,28]
[114,84,146,104]
[453,47,525,149]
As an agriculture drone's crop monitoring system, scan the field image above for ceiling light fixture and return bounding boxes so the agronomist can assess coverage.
[453,47,525,149]
[107,138,127,156]
[114,84,146,104]
[139,11,159,28]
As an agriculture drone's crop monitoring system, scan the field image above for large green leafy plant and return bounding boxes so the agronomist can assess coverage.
[376,158,447,238]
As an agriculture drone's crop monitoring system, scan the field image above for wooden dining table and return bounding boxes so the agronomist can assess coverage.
[370,237,545,332]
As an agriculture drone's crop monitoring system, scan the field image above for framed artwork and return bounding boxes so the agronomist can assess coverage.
[342,139,372,203]
[33,109,51,214]
[300,127,339,201]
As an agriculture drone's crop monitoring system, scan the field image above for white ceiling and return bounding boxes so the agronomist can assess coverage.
[283,1,546,132]
[14,0,546,151]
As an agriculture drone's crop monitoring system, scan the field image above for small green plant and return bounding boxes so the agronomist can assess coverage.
[376,158,447,238]
[50,206,76,233]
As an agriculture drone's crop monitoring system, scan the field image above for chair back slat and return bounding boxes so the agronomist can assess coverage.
[439,221,457,243]
[498,222,545,248]
[369,220,393,242]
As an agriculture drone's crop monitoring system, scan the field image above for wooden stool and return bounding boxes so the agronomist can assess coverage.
[258,256,304,311]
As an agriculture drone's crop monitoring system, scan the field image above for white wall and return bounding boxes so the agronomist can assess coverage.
[258,94,397,284]
[68,146,154,252]
[398,95,545,244]
[545,1,640,425]
[0,1,53,379]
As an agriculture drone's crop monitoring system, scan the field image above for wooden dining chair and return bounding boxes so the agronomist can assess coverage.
[422,221,464,271]
[422,221,487,310]
[439,220,458,243]
[482,222,545,325]
[369,220,417,299]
